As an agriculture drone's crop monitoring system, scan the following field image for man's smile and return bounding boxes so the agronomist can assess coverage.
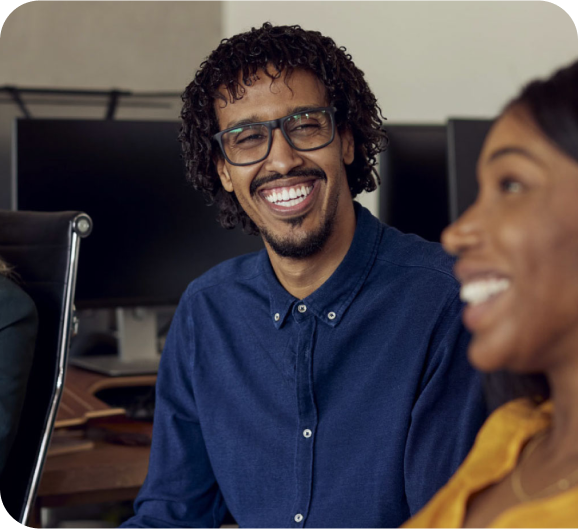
[262,181,314,207]
[250,167,326,195]
[251,168,327,219]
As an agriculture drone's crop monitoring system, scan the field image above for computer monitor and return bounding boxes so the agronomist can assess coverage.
[447,119,494,221]
[379,125,448,242]
[13,118,264,374]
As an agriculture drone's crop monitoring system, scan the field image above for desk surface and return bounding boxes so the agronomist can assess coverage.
[29,368,238,529]
[37,418,152,507]
[36,366,155,509]
[55,365,156,428]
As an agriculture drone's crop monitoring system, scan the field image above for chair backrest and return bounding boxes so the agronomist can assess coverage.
[0,210,92,524]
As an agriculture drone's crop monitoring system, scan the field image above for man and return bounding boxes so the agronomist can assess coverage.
[122,23,485,528]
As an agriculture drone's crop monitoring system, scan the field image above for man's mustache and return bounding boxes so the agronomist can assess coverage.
[250,168,327,196]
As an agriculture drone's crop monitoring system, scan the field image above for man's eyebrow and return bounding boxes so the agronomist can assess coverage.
[486,146,541,165]
[289,105,326,115]
[224,106,326,131]
[224,116,262,131]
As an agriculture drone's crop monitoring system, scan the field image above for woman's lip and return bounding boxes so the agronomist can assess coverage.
[454,262,510,284]
[462,288,510,332]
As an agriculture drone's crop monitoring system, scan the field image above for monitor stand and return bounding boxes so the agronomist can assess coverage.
[70,308,161,376]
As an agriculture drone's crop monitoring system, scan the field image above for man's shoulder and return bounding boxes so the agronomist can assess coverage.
[181,249,264,301]
[375,225,457,283]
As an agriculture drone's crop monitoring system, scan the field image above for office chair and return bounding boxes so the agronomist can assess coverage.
[0,211,92,524]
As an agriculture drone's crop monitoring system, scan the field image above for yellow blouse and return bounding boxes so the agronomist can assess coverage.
[403,398,578,528]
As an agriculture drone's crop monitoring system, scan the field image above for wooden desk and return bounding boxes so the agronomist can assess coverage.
[37,418,152,508]
[35,366,156,510]
[55,366,156,428]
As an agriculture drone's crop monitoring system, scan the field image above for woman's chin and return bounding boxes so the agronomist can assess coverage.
[467,335,512,373]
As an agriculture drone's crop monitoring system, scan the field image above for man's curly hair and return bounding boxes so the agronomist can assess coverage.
[180,22,388,234]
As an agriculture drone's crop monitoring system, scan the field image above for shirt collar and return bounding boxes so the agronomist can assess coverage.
[261,202,383,329]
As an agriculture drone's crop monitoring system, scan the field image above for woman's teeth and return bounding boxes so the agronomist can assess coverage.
[460,278,511,306]
[264,185,313,208]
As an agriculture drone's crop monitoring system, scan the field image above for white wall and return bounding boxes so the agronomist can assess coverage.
[223,1,578,214]
[0,1,222,208]
[1,1,221,91]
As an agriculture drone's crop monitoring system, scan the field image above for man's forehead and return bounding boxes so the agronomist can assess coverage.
[214,68,328,124]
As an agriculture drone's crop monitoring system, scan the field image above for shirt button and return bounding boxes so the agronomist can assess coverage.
[303,429,312,438]
[298,304,307,313]
[274,313,280,322]
[328,311,336,320]
[294,514,304,523]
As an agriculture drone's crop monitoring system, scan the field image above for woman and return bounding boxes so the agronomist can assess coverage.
[404,60,578,527]
[0,257,37,476]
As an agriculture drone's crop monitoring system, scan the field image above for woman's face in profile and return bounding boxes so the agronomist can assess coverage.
[442,106,578,375]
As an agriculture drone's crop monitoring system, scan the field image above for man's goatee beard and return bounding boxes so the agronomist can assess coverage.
[259,191,339,259]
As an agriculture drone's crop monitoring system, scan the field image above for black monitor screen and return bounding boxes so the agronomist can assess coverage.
[14,119,263,308]
[447,119,494,221]
[379,125,448,242]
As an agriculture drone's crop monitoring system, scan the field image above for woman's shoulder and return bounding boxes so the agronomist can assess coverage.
[403,399,551,528]
[441,398,552,500]
[466,398,550,461]
[0,274,38,326]
[483,398,551,433]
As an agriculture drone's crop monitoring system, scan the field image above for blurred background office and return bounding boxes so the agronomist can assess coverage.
[1,1,576,215]
[0,2,576,527]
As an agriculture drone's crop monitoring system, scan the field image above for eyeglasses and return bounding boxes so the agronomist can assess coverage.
[213,106,337,166]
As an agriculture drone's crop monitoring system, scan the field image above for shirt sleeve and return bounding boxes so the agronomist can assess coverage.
[0,277,37,476]
[121,288,227,528]
[403,290,487,516]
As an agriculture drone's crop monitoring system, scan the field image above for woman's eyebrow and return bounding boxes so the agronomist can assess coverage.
[487,146,541,165]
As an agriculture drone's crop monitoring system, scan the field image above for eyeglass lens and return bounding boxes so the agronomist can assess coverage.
[221,109,334,165]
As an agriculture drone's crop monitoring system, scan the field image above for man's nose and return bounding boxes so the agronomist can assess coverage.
[262,129,304,175]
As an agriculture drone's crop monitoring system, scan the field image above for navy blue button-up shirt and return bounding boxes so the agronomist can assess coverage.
[122,204,486,528]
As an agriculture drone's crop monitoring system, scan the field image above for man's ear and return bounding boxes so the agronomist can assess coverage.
[216,157,234,193]
[341,127,355,165]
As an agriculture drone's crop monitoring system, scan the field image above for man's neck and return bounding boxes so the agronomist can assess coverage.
[266,204,357,300]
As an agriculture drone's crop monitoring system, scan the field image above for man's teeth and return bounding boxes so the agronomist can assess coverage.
[460,278,511,306]
[265,185,313,207]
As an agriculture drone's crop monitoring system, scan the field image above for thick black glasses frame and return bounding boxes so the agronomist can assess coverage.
[213,106,338,166]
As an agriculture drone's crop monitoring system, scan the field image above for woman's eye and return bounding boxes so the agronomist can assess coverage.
[499,177,524,194]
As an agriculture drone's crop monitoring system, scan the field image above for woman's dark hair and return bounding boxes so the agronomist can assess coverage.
[179,22,387,234]
[485,60,578,411]
[506,60,578,165]
[0,256,12,277]
[483,371,550,413]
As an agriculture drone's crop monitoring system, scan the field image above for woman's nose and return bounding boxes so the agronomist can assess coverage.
[441,204,483,257]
